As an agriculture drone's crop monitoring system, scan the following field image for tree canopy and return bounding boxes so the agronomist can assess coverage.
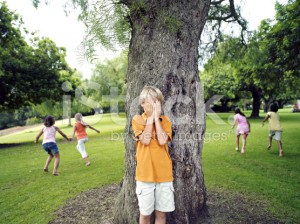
[0,2,80,111]
[201,0,300,117]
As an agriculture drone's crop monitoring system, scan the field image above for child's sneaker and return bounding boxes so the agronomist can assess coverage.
[86,162,91,166]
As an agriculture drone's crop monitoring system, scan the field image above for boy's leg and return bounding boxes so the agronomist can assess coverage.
[44,154,53,171]
[236,134,240,150]
[52,152,60,175]
[267,136,272,149]
[139,214,151,224]
[277,140,283,156]
[155,210,166,224]
[136,181,155,223]
[268,131,274,150]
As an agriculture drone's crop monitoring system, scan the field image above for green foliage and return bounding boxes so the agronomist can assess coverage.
[202,0,300,113]
[200,36,253,113]
[79,0,130,60]
[89,51,127,112]
[201,37,244,101]
[25,116,41,125]
[0,2,81,111]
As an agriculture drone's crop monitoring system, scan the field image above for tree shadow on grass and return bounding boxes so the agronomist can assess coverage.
[0,143,29,150]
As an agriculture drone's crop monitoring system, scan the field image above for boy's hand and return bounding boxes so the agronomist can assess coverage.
[144,102,154,117]
[34,139,38,143]
[153,101,162,120]
[68,137,72,141]
[97,130,100,133]
[262,122,265,127]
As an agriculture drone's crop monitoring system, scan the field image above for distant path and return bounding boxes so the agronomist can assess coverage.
[0,124,42,137]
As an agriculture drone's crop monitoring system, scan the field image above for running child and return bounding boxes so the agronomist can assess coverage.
[35,115,71,176]
[71,113,100,166]
[262,104,283,157]
[232,108,250,154]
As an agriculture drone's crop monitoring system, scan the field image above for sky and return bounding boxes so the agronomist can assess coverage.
[5,0,288,79]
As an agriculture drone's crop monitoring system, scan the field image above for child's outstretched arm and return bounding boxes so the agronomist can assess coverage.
[35,129,44,143]
[88,125,100,133]
[262,115,270,127]
[55,127,71,141]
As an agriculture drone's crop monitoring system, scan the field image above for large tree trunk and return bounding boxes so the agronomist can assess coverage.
[249,84,261,118]
[114,1,210,223]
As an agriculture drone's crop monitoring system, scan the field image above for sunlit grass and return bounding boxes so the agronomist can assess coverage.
[0,113,125,224]
[203,109,300,223]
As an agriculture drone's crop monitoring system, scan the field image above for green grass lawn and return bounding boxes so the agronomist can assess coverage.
[0,114,126,224]
[203,108,300,223]
[0,110,299,223]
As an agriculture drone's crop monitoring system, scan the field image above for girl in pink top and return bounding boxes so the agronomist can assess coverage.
[71,113,100,166]
[35,116,70,176]
[232,108,251,154]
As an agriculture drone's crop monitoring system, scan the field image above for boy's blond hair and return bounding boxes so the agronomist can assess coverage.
[139,86,164,104]
[75,113,83,121]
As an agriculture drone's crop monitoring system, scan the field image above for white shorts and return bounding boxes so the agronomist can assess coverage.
[77,138,88,158]
[136,181,175,216]
[269,131,282,141]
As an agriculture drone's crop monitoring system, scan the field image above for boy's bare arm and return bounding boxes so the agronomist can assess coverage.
[154,119,169,145]
[35,129,44,143]
[262,115,270,126]
[139,117,154,145]
[153,101,168,145]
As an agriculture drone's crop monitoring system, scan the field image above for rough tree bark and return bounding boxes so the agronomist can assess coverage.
[249,84,262,118]
[114,1,211,223]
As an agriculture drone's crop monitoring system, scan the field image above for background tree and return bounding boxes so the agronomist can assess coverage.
[0,2,80,111]
[238,0,299,115]
[90,51,127,112]
[202,0,300,118]
[201,37,244,112]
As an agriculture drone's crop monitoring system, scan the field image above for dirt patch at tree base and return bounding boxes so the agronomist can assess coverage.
[50,184,282,224]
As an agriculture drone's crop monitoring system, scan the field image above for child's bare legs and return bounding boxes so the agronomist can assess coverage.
[235,134,240,151]
[155,210,166,224]
[139,214,150,224]
[44,154,53,171]
[52,152,60,175]
[267,136,272,150]
[277,140,283,156]
[241,134,248,154]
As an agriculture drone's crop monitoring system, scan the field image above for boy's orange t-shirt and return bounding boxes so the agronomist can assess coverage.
[132,113,173,183]
[75,122,88,140]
